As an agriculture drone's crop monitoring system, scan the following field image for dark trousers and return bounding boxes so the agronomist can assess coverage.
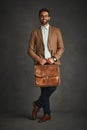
[35,86,57,115]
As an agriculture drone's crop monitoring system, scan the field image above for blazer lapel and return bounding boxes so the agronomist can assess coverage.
[48,26,52,44]
[37,26,52,51]
[48,26,52,50]
[37,26,52,44]
[37,28,44,43]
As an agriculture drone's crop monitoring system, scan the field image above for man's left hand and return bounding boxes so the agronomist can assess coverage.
[47,58,54,64]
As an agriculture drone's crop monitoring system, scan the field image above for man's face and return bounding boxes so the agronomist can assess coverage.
[39,11,50,26]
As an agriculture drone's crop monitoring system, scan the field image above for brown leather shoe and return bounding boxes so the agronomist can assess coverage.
[32,102,39,120]
[38,114,51,123]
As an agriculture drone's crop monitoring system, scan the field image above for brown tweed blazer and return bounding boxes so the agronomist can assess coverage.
[28,25,64,65]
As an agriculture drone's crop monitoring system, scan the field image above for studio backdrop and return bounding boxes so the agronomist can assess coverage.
[0,0,87,115]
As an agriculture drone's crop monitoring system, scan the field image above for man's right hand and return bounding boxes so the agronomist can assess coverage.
[39,58,47,65]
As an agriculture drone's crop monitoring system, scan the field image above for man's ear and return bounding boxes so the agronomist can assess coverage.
[49,16,51,21]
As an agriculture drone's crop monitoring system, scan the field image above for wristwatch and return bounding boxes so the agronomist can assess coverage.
[53,57,57,62]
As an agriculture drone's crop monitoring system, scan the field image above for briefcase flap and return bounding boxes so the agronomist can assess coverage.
[34,64,58,78]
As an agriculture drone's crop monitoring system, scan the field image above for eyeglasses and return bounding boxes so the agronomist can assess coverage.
[40,15,49,18]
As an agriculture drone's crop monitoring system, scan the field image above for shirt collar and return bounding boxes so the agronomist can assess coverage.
[41,24,49,30]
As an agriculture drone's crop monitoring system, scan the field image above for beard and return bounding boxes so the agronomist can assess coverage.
[40,19,50,26]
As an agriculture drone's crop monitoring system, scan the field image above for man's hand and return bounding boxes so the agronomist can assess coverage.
[47,58,54,64]
[39,58,47,65]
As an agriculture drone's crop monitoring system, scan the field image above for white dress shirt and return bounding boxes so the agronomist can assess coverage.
[41,24,51,59]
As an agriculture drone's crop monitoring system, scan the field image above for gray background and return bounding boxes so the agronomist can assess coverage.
[0,0,87,129]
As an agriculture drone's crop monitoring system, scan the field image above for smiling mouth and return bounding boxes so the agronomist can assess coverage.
[42,19,47,22]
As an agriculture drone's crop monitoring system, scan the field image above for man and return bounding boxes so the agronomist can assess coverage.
[28,8,64,123]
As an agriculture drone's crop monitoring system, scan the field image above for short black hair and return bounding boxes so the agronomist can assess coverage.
[39,8,50,17]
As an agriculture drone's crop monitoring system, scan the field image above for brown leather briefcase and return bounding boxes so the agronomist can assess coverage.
[34,64,60,87]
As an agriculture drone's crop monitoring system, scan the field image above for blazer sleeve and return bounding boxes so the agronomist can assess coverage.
[27,31,41,62]
[54,28,64,60]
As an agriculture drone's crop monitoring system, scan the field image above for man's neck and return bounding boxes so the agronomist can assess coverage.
[41,23,49,27]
